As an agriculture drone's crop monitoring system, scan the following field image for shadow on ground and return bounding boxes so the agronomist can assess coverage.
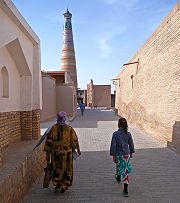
[71,109,120,129]
[24,148,180,203]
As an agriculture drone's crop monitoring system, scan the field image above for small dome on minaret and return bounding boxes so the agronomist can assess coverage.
[63,7,72,18]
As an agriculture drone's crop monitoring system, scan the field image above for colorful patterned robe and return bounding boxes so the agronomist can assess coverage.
[43,123,80,189]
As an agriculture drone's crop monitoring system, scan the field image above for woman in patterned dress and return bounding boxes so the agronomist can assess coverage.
[110,117,135,197]
[44,111,81,193]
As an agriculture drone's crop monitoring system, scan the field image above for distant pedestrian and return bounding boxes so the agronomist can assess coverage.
[88,103,92,109]
[43,111,81,193]
[79,101,85,115]
[110,117,135,197]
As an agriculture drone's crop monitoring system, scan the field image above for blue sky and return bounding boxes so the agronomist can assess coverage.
[13,0,178,90]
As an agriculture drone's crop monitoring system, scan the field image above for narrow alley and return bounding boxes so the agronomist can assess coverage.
[23,108,180,203]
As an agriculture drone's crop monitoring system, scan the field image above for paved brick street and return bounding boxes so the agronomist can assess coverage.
[23,108,180,203]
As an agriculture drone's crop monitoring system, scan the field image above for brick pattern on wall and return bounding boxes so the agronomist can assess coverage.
[0,145,45,203]
[0,110,41,165]
[94,85,111,108]
[87,80,111,108]
[0,112,21,150]
[20,110,41,140]
[32,109,40,140]
[0,149,2,167]
[115,3,180,143]
[20,111,33,140]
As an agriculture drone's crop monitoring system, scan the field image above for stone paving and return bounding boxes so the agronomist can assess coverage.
[23,108,180,203]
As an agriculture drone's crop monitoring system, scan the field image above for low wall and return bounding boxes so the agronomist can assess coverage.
[0,143,45,203]
[41,74,56,122]
[0,111,21,150]
[0,110,41,166]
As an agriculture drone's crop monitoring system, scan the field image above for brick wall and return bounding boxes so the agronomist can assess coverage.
[0,144,45,203]
[20,110,40,140]
[0,148,2,167]
[115,3,180,144]
[0,110,41,165]
[94,85,111,108]
[20,111,33,140]
[32,109,40,140]
[0,112,21,150]
[87,80,94,107]
[87,80,111,108]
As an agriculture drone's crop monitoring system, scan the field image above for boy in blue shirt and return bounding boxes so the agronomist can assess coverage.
[79,102,85,115]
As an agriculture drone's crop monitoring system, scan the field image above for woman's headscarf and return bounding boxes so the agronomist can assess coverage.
[57,111,67,125]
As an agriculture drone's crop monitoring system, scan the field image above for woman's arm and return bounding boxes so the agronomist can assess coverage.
[70,127,81,156]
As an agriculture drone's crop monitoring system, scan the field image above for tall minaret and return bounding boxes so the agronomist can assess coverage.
[61,8,77,88]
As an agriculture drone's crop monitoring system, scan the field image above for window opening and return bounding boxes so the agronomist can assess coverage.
[1,66,9,97]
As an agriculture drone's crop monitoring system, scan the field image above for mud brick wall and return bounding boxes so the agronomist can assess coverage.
[94,85,111,108]
[20,110,40,140]
[0,148,2,167]
[0,110,41,165]
[0,112,21,150]
[0,144,45,203]
[115,3,180,143]
[32,109,40,140]
[0,110,40,148]
[20,111,33,140]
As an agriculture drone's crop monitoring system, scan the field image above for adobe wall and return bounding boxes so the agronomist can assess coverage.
[41,73,56,121]
[0,112,21,150]
[87,80,94,107]
[115,3,180,144]
[0,143,45,203]
[94,85,111,108]
[56,85,76,118]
